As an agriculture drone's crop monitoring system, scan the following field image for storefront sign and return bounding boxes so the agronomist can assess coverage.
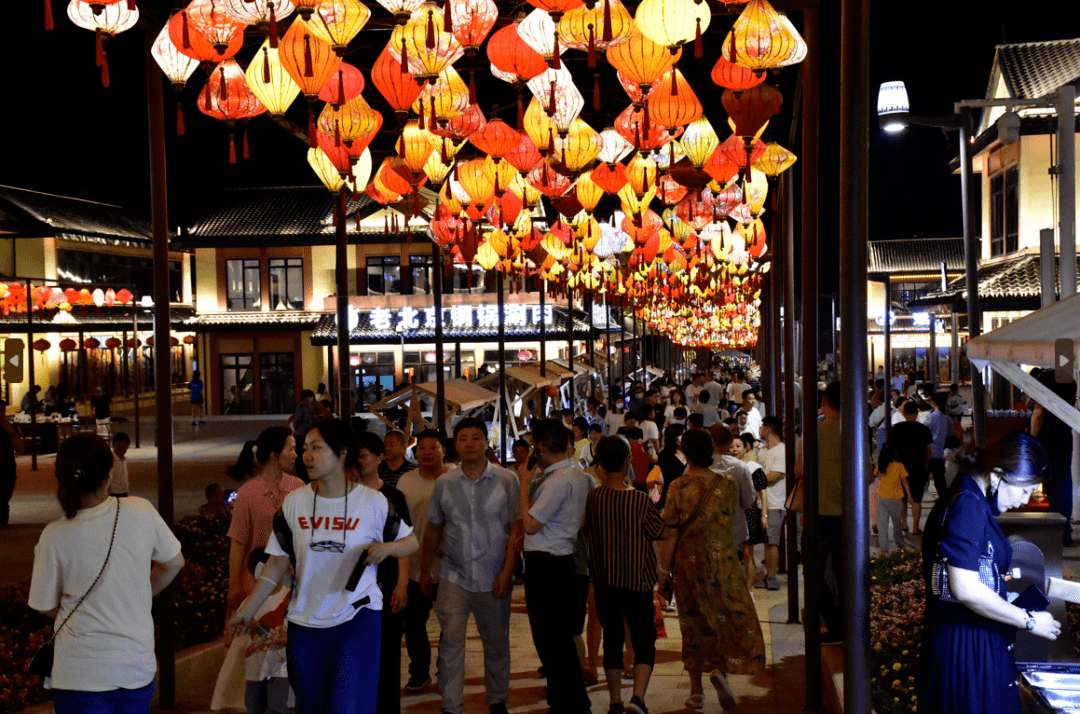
[365,304,555,332]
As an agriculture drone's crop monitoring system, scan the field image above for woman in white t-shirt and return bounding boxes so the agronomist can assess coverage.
[229,419,418,714]
[29,434,185,713]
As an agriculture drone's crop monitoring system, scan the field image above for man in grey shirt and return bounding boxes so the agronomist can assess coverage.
[420,418,522,714]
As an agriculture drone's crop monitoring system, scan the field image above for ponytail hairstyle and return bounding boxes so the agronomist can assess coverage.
[955,431,1047,488]
[877,442,899,474]
[227,426,293,480]
[226,439,259,481]
[55,434,114,519]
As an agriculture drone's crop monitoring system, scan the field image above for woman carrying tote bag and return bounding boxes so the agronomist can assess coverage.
[29,433,186,713]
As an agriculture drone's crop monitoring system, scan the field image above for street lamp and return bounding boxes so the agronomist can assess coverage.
[876,80,909,133]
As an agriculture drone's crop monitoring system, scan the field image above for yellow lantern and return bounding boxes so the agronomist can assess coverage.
[558,118,603,173]
[618,183,656,218]
[439,181,464,216]
[722,0,797,76]
[350,147,373,190]
[743,169,769,215]
[487,228,511,257]
[606,27,679,93]
[483,158,519,196]
[575,171,604,212]
[456,158,496,206]
[476,241,501,270]
[246,38,301,116]
[424,151,452,185]
[523,96,558,154]
[633,0,709,52]
[678,117,719,169]
[413,66,470,121]
[308,147,347,192]
[397,119,436,176]
[307,0,371,55]
[752,142,798,177]
[541,232,571,260]
[318,93,381,146]
[391,7,464,82]
[557,0,632,52]
[626,154,657,197]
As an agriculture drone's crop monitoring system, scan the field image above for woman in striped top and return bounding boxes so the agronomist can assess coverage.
[585,436,667,714]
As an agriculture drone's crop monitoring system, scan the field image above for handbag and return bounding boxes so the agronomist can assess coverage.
[29,498,120,678]
[929,492,1002,603]
[785,477,804,512]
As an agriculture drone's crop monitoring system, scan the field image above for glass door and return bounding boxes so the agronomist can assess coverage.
[259,353,295,415]
[220,353,254,414]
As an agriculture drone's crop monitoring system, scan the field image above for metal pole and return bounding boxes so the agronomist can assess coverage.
[133,302,140,449]
[540,279,547,417]
[432,241,447,438]
[604,292,612,407]
[567,284,574,410]
[587,291,595,400]
[800,5,823,709]
[840,0,871,710]
[951,313,960,386]
[27,280,37,472]
[767,212,782,416]
[929,310,937,389]
[1042,227,1057,307]
[1058,85,1077,298]
[782,174,800,624]
[145,35,175,707]
[884,276,893,441]
[959,107,987,445]
[497,271,507,463]
[335,192,352,419]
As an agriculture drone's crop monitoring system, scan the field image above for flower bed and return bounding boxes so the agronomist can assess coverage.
[0,514,230,714]
[869,549,924,714]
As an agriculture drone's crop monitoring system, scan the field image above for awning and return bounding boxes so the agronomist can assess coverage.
[967,293,1080,433]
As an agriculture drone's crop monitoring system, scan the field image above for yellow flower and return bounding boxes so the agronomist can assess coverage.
[902,650,909,655]
[893,663,902,671]
[873,642,883,653]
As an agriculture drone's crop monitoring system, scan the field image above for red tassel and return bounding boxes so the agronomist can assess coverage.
[602,0,612,42]
[229,134,237,164]
[219,66,228,103]
[728,27,736,62]
[426,9,436,49]
[670,66,677,96]
[440,138,448,163]
[384,216,389,234]
[552,33,561,69]
[263,48,271,83]
[308,110,318,148]
[547,81,555,116]
[516,96,524,130]
[443,0,452,32]
[335,119,341,147]
[587,25,596,67]
[304,34,314,77]
[127,0,134,10]
[593,73,600,111]
[694,18,702,58]
[642,101,650,138]
[547,128,555,155]
[95,28,104,67]
[336,69,345,105]
[44,0,53,30]
[182,11,191,49]
[176,102,185,135]
[243,128,250,159]
[332,206,338,226]
[204,78,213,112]
[400,39,409,74]
[469,71,477,104]
[269,1,279,48]
[417,101,425,130]
[101,53,110,87]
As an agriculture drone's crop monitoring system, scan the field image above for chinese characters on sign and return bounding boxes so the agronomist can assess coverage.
[364,304,555,333]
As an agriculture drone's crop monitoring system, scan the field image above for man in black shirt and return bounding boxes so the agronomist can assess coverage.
[379,430,418,489]
[885,401,933,535]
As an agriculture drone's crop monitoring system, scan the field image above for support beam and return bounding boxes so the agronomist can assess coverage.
[433,241,447,438]
[498,271,507,463]
[800,5,823,709]
[145,31,176,707]
[839,1,872,711]
[1058,85,1077,298]
[960,106,987,445]
[884,275,892,440]
[335,192,352,419]
[782,174,800,624]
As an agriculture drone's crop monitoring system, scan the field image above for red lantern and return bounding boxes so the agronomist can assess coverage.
[721,84,782,141]
[59,338,78,351]
[64,288,79,304]
[468,119,523,161]
[590,161,628,193]
[432,103,487,141]
[169,0,246,63]
[524,0,583,20]
[503,134,542,175]
[115,288,134,305]
[105,337,122,349]
[371,42,424,119]
[200,59,267,126]
[126,338,141,347]
[711,53,766,92]
[317,63,365,108]
[33,339,51,352]
[146,336,155,347]
[170,336,181,347]
[183,335,197,345]
[84,337,101,349]
[486,22,548,86]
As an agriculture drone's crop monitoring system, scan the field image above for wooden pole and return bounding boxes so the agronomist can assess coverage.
[433,241,447,438]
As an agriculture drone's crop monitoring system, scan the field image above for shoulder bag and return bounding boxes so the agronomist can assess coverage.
[929,491,1003,603]
[29,498,121,678]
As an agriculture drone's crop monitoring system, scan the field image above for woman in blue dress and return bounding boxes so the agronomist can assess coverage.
[918,433,1060,714]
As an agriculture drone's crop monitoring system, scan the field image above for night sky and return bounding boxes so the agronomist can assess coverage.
[0,0,1073,297]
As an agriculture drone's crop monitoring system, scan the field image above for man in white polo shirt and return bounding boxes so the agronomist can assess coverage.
[757,416,786,591]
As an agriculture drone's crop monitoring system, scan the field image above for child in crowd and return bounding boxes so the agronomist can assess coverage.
[108,431,131,497]
[875,443,911,552]
[199,483,231,518]
[240,548,292,714]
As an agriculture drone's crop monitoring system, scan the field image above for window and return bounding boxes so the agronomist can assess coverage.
[269,257,304,310]
[56,250,183,301]
[451,263,487,294]
[367,257,401,295]
[226,259,261,311]
[410,254,434,295]
[889,281,937,309]
[990,166,1019,257]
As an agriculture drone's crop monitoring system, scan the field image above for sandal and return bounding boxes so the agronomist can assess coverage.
[684,694,705,711]
[710,671,737,712]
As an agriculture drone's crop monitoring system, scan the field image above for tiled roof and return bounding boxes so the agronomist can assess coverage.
[991,40,1080,100]
[184,186,438,243]
[311,306,593,345]
[868,238,966,276]
[0,185,154,243]
[183,311,323,329]
[910,250,1065,310]
[0,308,193,332]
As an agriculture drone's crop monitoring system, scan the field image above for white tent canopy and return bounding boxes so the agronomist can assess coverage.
[967,293,1080,433]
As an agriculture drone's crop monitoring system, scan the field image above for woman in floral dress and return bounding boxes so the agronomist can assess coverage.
[658,428,765,713]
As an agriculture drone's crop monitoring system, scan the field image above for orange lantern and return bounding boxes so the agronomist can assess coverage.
[487,21,549,88]
[469,120,523,162]
[504,134,543,174]
[371,42,424,118]
[722,84,782,141]
[711,53,766,93]
[606,27,678,94]
[317,63,365,108]
[279,17,342,101]
[649,68,702,130]
[199,59,267,126]
[170,0,245,62]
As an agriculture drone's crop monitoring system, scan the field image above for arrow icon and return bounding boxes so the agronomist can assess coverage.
[9,355,18,368]
[1062,355,1070,368]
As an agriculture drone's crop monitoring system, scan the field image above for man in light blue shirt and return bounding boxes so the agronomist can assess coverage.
[520,419,595,714]
[420,418,522,714]
[926,392,954,498]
